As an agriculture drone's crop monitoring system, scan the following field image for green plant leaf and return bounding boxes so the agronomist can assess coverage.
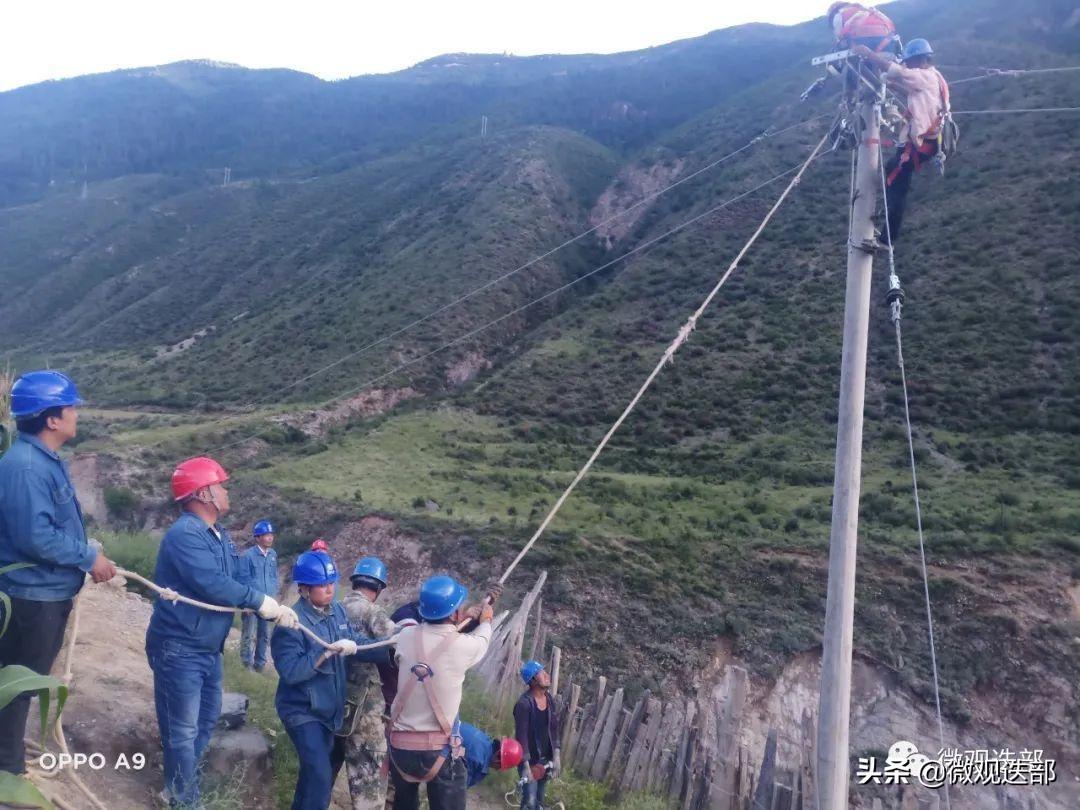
[0,666,67,730]
[0,564,35,638]
[0,770,55,809]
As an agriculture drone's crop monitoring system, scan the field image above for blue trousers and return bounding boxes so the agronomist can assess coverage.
[240,614,271,669]
[518,769,548,810]
[285,720,346,810]
[147,640,222,807]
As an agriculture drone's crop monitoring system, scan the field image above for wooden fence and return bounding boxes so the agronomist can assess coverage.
[477,573,955,810]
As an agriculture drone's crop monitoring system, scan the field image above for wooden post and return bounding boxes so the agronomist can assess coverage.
[624,697,663,792]
[711,666,749,809]
[817,93,882,810]
[608,691,649,790]
[670,699,696,803]
[562,682,581,754]
[528,597,543,660]
[550,646,561,696]
[679,724,699,810]
[646,700,682,794]
[582,692,615,773]
[590,688,625,780]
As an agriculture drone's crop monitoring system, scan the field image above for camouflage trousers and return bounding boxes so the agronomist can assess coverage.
[343,709,389,810]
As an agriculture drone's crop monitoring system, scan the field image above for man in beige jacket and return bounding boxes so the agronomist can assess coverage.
[388,575,493,810]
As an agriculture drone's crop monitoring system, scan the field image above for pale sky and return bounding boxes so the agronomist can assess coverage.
[1,0,824,93]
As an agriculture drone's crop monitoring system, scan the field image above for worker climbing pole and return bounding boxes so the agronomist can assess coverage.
[814,48,885,810]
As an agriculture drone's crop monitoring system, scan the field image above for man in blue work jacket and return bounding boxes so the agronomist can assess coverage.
[272,550,392,810]
[0,370,117,775]
[146,455,301,807]
[240,519,279,671]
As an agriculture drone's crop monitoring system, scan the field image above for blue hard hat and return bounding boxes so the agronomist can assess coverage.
[293,550,339,586]
[521,660,545,685]
[253,520,275,537]
[10,370,84,419]
[351,556,388,588]
[418,575,468,621]
[902,38,933,61]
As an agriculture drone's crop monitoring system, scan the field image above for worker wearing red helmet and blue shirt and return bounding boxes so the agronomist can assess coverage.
[272,550,393,810]
[514,660,563,810]
[146,456,301,808]
[0,371,118,775]
[458,724,524,787]
[240,519,279,671]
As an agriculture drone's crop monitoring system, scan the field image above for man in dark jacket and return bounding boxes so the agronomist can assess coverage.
[0,370,117,774]
[146,456,300,807]
[513,660,562,810]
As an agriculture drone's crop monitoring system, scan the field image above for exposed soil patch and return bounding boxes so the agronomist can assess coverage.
[275,387,418,438]
[590,158,685,249]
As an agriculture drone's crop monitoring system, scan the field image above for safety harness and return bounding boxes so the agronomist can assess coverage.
[388,629,465,784]
[888,69,955,185]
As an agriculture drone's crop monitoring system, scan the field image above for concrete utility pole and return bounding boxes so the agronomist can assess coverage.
[816,92,882,810]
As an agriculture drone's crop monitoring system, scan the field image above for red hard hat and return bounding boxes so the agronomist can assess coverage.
[498,738,523,770]
[531,763,548,782]
[311,539,329,551]
[171,456,229,502]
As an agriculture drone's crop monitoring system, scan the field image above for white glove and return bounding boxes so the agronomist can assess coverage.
[328,639,358,656]
[258,596,300,629]
[521,762,533,783]
[275,606,300,629]
[159,587,180,602]
[257,595,282,620]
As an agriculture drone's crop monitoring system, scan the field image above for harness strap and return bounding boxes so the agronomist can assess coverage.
[388,629,459,734]
[389,749,446,784]
[388,629,463,784]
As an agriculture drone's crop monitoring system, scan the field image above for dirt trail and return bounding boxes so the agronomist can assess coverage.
[28,578,162,809]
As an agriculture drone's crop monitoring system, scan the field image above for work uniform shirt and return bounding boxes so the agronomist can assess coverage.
[886,62,949,146]
[146,513,263,653]
[459,722,493,788]
[242,544,279,599]
[0,433,96,601]
[271,598,389,732]
[390,622,491,733]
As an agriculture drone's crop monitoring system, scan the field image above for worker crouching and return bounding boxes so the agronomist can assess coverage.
[272,550,392,810]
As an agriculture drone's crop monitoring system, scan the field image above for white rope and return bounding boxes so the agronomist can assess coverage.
[948,64,1080,85]
[952,106,1080,115]
[118,568,398,652]
[496,131,831,585]
[207,148,831,457]
[876,141,952,810]
[891,320,952,810]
